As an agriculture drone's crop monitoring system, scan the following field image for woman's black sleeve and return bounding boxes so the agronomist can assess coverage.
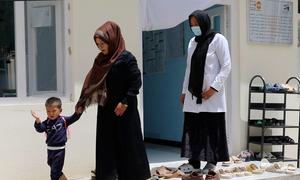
[121,56,142,104]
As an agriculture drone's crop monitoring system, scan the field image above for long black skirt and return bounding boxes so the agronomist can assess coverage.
[96,100,150,180]
[181,112,229,163]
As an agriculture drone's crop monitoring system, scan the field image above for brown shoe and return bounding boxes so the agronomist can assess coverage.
[205,170,220,180]
[59,173,68,180]
[182,171,204,180]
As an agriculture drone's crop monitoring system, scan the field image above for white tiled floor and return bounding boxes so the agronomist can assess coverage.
[73,144,300,180]
[73,143,184,180]
[145,143,187,163]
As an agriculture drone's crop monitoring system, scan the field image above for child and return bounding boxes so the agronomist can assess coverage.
[31,97,83,180]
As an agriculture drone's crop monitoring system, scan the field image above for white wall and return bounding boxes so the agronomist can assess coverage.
[0,0,141,179]
[237,0,300,155]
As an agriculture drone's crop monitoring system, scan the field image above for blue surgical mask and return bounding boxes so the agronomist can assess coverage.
[191,26,202,36]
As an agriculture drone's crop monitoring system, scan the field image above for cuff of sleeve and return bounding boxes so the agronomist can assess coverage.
[210,81,222,92]
[210,86,219,92]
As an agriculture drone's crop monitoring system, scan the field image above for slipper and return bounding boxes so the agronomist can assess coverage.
[265,164,278,173]
[247,164,264,175]
[280,164,296,174]
[252,169,264,174]
[219,173,233,179]
[287,164,296,171]
[153,166,174,177]
[230,156,242,163]
[153,166,185,179]
[222,161,232,167]
[244,171,252,176]
[178,163,195,174]
[217,169,233,179]
[246,163,259,172]
[260,158,271,169]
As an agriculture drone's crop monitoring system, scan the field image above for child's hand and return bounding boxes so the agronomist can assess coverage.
[31,110,41,123]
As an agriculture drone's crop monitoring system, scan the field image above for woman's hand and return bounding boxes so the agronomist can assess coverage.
[180,94,185,105]
[114,102,128,116]
[201,87,217,100]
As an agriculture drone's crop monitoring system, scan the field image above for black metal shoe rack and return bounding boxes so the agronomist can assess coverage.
[247,75,300,167]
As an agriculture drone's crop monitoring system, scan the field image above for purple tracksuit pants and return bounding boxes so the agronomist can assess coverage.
[47,149,65,180]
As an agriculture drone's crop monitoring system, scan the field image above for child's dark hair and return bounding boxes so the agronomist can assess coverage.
[45,97,62,109]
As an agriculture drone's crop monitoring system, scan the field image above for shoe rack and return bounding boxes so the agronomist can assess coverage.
[247,75,300,167]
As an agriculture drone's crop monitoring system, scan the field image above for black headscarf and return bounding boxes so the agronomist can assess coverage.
[188,10,216,104]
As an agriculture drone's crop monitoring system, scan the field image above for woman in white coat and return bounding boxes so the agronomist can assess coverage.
[180,10,231,172]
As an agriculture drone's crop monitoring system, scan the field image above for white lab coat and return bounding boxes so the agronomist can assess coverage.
[182,33,231,113]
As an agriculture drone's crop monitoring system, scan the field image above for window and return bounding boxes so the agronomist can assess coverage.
[26,1,65,96]
[0,0,68,99]
[0,1,16,97]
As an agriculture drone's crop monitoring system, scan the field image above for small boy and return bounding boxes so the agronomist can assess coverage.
[31,97,83,180]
